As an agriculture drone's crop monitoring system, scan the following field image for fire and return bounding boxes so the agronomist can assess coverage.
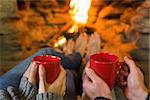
[69,0,91,32]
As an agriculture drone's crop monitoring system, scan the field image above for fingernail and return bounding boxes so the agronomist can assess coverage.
[34,61,38,64]
[39,64,43,67]
[34,62,38,67]
[32,61,36,65]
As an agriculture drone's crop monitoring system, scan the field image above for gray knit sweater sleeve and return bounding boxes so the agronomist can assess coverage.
[0,77,37,100]
[19,77,37,100]
[0,86,23,100]
[36,93,64,100]
[0,77,64,100]
[0,89,11,100]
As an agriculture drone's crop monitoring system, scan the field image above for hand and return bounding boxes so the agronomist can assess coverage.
[19,62,38,100]
[38,65,66,96]
[118,56,148,100]
[83,68,112,100]
[23,62,38,85]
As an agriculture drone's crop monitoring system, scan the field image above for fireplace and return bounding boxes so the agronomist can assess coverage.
[0,0,149,91]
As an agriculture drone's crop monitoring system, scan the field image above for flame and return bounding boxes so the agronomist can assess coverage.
[69,0,92,25]
[67,24,78,33]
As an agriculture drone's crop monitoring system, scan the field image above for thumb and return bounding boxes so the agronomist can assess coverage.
[38,64,47,93]
[124,56,137,73]
[28,62,38,84]
[85,68,99,83]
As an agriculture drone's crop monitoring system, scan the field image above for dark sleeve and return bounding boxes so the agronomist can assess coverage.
[36,93,63,100]
[95,97,111,100]
[146,93,149,100]
[63,70,77,100]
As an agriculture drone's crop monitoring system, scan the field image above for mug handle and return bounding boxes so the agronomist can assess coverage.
[117,62,130,87]
[119,62,130,73]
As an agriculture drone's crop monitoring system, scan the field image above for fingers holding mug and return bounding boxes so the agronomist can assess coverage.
[38,64,47,94]
[23,62,38,85]
[28,62,38,84]
[23,63,32,78]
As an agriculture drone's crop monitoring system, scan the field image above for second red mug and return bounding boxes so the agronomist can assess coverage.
[90,52,126,89]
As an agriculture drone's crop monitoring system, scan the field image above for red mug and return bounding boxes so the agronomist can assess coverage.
[33,55,61,84]
[90,52,126,89]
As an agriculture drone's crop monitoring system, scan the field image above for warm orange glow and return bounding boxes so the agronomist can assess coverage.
[68,24,79,33]
[54,36,67,47]
[54,43,59,47]
[58,37,66,45]
[69,0,91,25]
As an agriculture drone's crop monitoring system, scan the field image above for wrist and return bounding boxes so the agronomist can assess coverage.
[130,87,148,100]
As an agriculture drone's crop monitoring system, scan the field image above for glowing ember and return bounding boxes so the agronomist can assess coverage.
[67,24,79,33]
[54,36,67,47]
[69,0,92,33]
[54,43,59,47]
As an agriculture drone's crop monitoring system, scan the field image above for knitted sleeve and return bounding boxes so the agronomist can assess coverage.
[0,89,11,100]
[36,93,64,100]
[19,77,37,100]
[0,77,37,100]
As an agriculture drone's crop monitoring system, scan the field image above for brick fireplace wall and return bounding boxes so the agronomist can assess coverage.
[0,0,20,75]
